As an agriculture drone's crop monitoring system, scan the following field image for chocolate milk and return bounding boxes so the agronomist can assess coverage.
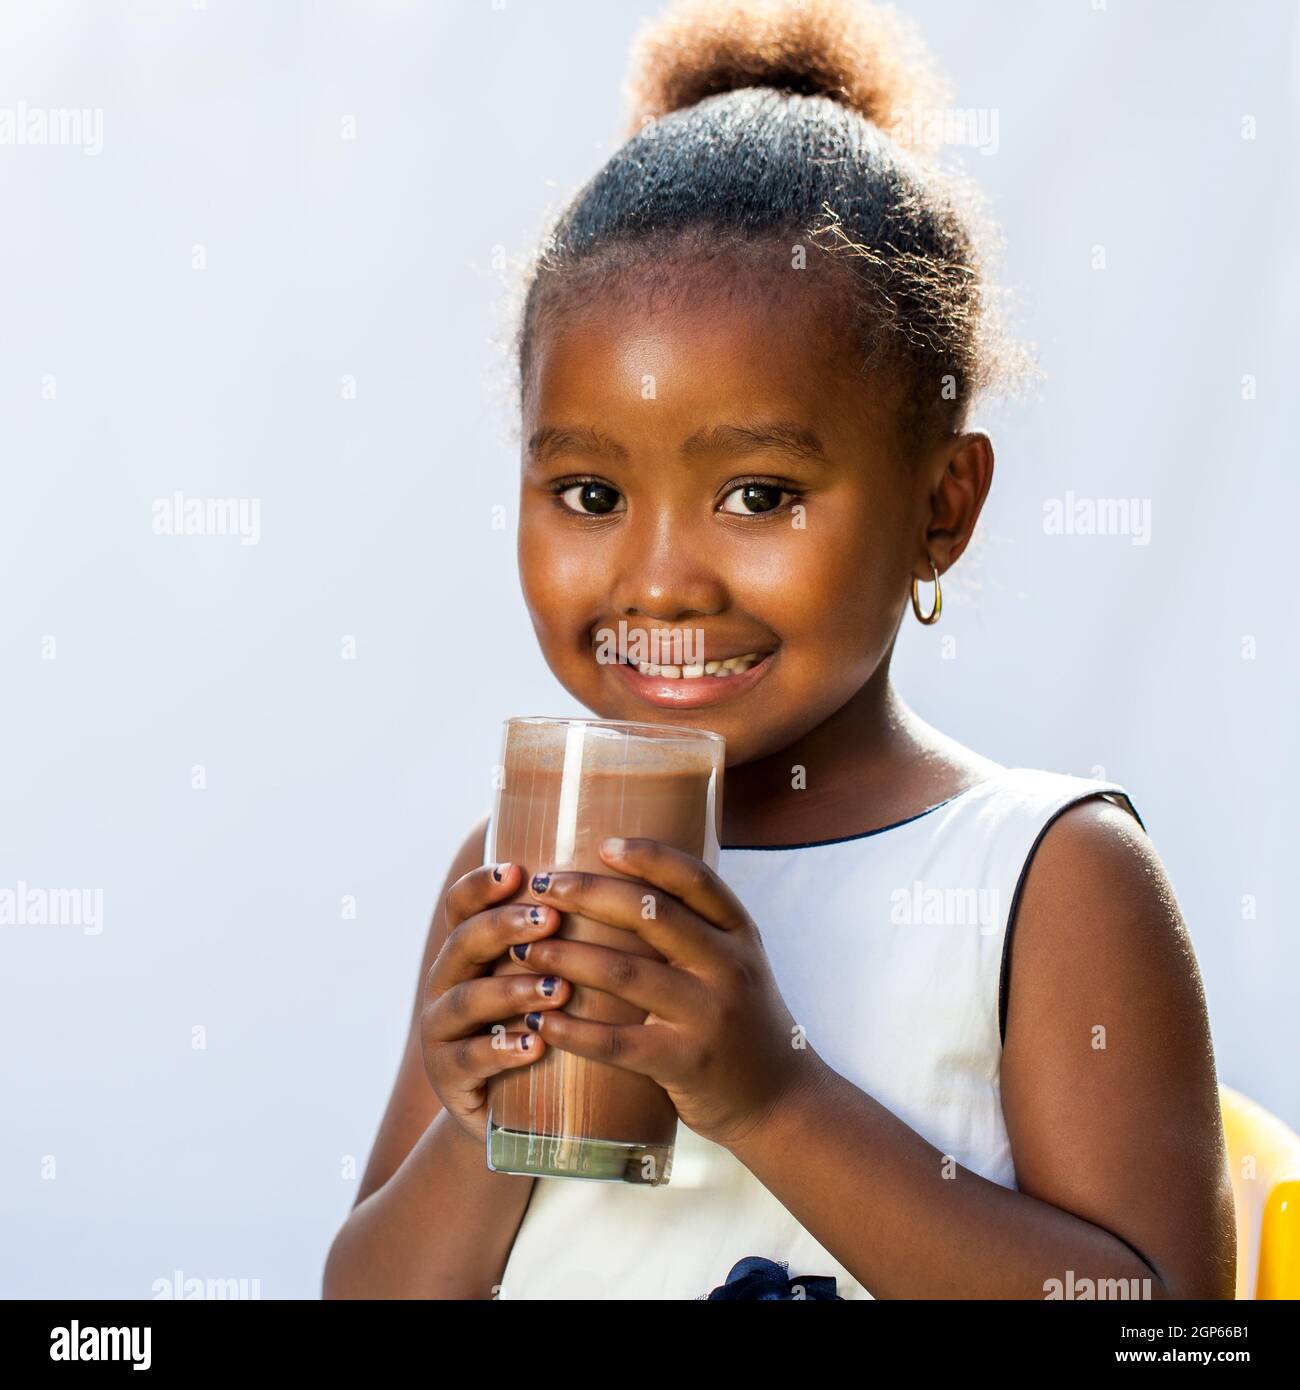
[485,719,723,1184]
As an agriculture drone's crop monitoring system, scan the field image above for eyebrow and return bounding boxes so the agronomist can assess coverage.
[527,420,831,468]
[681,421,831,465]
[527,425,629,468]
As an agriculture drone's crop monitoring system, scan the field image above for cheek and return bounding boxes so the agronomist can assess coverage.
[745,505,906,644]
[517,517,557,642]
[517,510,598,642]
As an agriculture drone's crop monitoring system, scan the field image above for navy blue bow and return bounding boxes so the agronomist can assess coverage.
[703,1256,842,1300]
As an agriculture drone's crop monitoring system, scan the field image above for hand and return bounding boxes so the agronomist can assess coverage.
[510,838,823,1151]
[418,861,570,1142]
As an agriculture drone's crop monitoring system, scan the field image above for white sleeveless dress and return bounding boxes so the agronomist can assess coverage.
[481,767,1143,1300]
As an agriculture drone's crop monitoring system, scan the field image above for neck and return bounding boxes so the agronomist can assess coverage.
[721,659,929,845]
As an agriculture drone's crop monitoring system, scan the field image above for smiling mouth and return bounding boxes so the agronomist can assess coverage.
[604,647,777,708]
[620,650,766,680]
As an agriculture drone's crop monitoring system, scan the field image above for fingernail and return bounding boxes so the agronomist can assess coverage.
[519,1033,533,1051]
[530,873,551,895]
[511,943,529,962]
[525,1011,542,1031]
[602,837,626,856]
[540,976,558,997]
[492,862,511,883]
[527,906,545,926]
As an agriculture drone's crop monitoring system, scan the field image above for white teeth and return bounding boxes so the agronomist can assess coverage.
[634,651,764,679]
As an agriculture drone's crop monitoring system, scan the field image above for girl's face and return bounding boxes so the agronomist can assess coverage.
[517,266,961,768]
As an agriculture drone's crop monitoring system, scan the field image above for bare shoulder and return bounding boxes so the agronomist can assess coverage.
[999,794,1236,1297]
[1010,796,1193,998]
[353,812,491,1206]
[1004,792,1209,1075]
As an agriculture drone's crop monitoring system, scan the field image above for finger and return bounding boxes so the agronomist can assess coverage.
[430,1027,548,1092]
[528,1010,678,1083]
[508,934,701,1024]
[531,1011,684,1084]
[527,868,717,967]
[598,839,752,935]
[445,860,523,931]
[426,970,572,1043]
[434,900,561,990]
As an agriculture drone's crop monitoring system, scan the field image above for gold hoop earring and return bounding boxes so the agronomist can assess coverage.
[911,559,942,625]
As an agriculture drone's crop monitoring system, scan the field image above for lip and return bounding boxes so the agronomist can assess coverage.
[608,651,776,708]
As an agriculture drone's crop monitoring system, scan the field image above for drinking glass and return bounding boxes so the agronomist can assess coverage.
[484,717,725,1185]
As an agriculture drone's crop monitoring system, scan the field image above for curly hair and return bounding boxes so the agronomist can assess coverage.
[510,0,1032,453]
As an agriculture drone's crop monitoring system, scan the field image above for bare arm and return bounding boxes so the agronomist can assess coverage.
[322,816,540,1300]
[728,797,1237,1298]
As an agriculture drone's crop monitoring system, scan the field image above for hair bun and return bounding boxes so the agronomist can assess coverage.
[623,0,948,140]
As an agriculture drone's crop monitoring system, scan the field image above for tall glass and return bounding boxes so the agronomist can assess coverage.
[484,717,725,1186]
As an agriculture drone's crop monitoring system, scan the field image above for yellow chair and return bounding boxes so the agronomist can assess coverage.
[1220,1084,1300,1299]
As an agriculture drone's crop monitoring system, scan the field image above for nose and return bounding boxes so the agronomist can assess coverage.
[609,514,727,622]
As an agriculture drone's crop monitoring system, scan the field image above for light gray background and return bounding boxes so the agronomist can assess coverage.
[2,0,1296,1298]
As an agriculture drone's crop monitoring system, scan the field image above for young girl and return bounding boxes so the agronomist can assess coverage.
[325,0,1235,1300]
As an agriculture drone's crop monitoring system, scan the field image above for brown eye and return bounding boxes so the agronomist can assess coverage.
[559,481,624,515]
[719,482,790,515]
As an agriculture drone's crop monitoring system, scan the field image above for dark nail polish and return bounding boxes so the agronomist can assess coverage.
[491,865,504,883]
[541,976,558,997]
[527,906,544,926]
[511,943,529,962]
[519,1033,533,1051]
[531,873,550,895]
[525,1012,542,1031]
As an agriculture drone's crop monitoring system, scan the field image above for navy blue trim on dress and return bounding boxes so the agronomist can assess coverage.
[997,788,1146,1047]
[700,1255,843,1300]
[719,778,999,852]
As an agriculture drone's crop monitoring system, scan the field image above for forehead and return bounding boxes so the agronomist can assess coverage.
[524,259,899,452]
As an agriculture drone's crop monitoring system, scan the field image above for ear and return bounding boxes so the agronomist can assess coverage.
[915,431,995,577]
